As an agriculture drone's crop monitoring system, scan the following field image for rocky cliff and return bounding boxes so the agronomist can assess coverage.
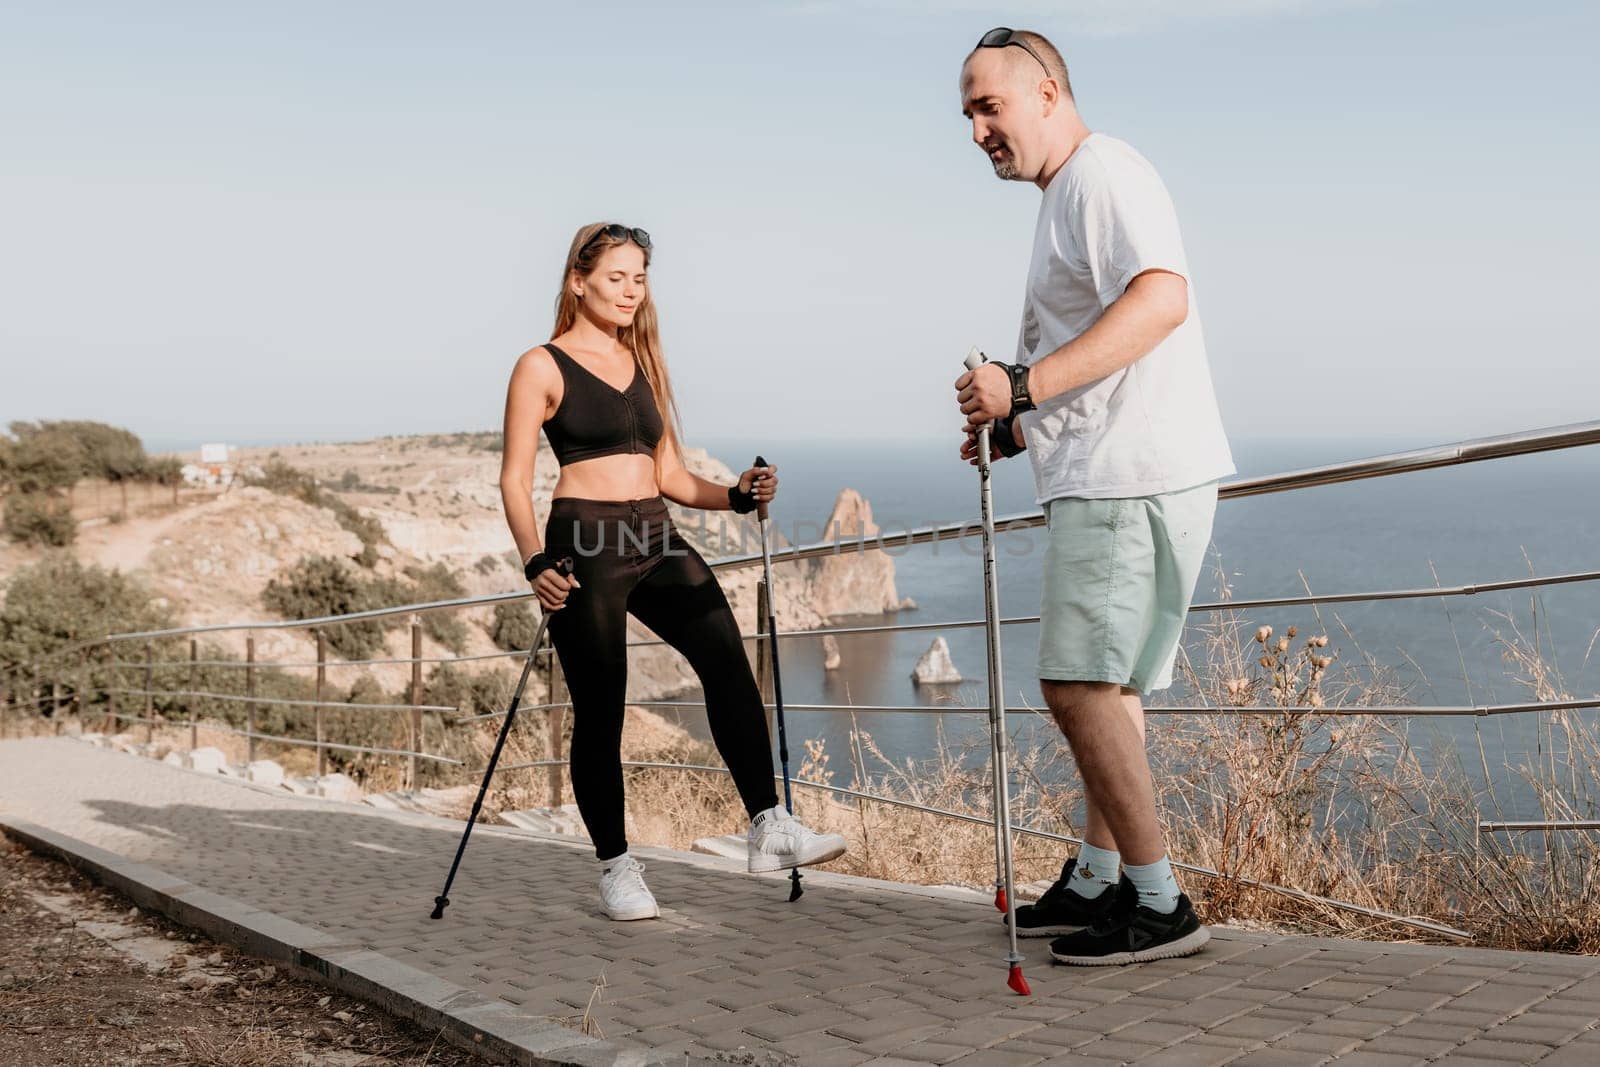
[4,432,909,701]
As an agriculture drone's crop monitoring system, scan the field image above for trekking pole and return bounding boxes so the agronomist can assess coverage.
[753,454,804,902]
[963,347,1030,995]
[430,558,573,920]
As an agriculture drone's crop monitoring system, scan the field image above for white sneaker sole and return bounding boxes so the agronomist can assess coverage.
[748,834,848,874]
[1050,925,1210,966]
[603,900,660,921]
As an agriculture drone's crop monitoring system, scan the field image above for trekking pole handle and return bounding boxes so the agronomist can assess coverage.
[752,454,771,523]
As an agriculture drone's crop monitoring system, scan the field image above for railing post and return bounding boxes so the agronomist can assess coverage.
[1,675,10,739]
[78,648,89,722]
[315,630,326,777]
[545,633,566,809]
[105,646,117,733]
[409,617,422,791]
[246,634,257,765]
[52,679,62,735]
[755,578,775,739]
[143,642,155,745]
[188,638,199,752]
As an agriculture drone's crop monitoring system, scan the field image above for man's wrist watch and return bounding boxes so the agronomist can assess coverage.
[996,361,1036,416]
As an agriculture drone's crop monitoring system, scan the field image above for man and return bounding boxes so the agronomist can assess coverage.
[954,27,1234,966]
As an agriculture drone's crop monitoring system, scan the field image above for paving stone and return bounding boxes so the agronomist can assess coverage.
[1305,1053,1422,1067]
[1227,1052,1328,1067]
[942,1050,1047,1067]
[1129,1044,1248,1067]
[1210,1014,1308,1042]
[2,737,1596,1067]
[1353,1035,1457,1058]
[1062,1036,1167,1063]
[1271,1029,1364,1055]
[897,1041,984,1064]
[826,1010,948,1044]
[1449,1038,1567,1061]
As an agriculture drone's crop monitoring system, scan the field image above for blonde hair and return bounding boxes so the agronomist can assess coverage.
[552,222,686,477]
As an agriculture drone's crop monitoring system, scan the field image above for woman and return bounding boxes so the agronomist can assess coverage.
[499,221,847,921]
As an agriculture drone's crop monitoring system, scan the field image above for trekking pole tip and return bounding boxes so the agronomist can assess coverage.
[788,868,803,902]
[993,886,1008,913]
[429,896,449,920]
[1006,964,1031,996]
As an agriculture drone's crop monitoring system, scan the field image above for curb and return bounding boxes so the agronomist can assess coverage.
[0,815,709,1066]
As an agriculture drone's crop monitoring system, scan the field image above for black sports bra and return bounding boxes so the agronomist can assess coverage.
[541,343,664,466]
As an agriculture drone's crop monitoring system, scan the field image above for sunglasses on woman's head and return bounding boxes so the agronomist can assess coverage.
[588,223,651,252]
[975,27,1049,77]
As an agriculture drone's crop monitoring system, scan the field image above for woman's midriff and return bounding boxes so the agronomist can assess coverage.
[550,453,657,504]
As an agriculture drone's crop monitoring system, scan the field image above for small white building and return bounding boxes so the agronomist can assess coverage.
[182,443,235,487]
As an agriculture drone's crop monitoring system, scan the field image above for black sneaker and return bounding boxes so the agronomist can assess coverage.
[1006,857,1130,938]
[1049,890,1210,965]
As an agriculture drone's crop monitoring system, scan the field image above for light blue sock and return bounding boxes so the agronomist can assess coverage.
[1069,843,1120,899]
[1124,856,1181,914]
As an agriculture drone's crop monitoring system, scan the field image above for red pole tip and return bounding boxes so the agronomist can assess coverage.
[1007,965,1031,996]
[993,887,1007,912]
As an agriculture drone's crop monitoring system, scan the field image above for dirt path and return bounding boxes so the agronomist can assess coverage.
[72,497,221,576]
[0,835,484,1066]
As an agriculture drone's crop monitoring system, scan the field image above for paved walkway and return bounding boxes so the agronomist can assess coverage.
[2,737,1598,1066]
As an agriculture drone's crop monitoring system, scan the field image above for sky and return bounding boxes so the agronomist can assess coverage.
[3,0,1597,454]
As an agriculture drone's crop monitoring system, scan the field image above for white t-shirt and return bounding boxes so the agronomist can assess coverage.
[1015,132,1234,503]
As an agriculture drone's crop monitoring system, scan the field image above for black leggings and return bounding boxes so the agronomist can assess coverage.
[543,495,779,860]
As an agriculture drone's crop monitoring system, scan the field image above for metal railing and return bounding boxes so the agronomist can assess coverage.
[4,418,1599,942]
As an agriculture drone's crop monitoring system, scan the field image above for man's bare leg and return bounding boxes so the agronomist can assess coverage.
[1044,680,1164,864]
[1079,686,1147,853]
[1042,676,1208,963]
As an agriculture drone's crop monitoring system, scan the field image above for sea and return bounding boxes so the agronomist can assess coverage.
[692,433,1600,821]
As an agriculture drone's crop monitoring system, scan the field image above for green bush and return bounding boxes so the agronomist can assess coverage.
[403,562,469,653]
[0,556,173,671]
[2,423,87,492]
[261,556,393,659]
[1,420,169,494]
[140,455,184,484]
[3,492,77,546]
[489,600,542,652]
[260,556,476,660]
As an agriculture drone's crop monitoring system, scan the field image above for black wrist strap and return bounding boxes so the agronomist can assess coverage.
[993,415,1025,458]
[523,551,556,582]
[728,483,757,515]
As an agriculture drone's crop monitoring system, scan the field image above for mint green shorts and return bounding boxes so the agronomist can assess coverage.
[1037,480,1218,695]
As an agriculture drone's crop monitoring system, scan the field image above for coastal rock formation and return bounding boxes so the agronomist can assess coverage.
[805,489,906,619]
[911,637,962,685]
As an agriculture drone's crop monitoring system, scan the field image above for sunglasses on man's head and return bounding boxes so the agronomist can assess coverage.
[588,223,651,252]
[975,27,1049,77]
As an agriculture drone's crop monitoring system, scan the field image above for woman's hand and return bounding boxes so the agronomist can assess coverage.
[737,462,779,504]
[531,566,580,612]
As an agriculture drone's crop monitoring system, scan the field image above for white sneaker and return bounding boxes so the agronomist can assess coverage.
[747,806,848,873]
[598,854,660,921]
